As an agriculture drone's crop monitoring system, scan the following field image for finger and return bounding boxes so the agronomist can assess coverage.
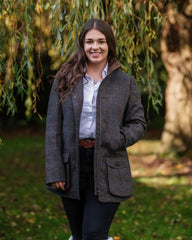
[59,181,65,191]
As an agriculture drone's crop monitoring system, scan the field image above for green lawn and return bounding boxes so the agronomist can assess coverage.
[0,135,191,240]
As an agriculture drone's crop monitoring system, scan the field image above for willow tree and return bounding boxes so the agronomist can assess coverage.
[0,0,162,119]
[159,0,192,153]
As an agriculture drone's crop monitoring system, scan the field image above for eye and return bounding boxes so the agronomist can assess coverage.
[85,40,93,44]
[99,40,106,44]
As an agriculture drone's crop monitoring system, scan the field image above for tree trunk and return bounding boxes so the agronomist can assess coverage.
[160,1,192,152]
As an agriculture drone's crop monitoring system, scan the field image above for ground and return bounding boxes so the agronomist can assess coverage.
[0,127,192,239]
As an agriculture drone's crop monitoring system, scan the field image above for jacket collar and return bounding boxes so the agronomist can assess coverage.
[108,59,121,76]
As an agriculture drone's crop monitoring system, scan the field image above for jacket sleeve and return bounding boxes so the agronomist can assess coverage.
[45,80,66,185]
[120,77,147,147]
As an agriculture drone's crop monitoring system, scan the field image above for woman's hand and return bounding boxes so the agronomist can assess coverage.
[51,181,66,191]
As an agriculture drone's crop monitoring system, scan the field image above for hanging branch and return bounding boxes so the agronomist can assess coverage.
[0,0,162,117]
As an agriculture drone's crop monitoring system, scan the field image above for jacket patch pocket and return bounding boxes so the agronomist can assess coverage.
[106,156,132,197]
[63,152,71,191]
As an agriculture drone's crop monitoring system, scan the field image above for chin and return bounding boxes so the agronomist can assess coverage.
[89,58,105,64]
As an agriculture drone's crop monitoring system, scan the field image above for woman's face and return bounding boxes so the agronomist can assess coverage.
[84,29,109,66]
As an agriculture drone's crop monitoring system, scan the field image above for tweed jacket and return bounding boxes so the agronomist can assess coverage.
[45,62,146,203]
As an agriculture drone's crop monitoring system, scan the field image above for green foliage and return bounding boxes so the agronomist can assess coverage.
[0,0,163,117]
[0,135,191,239]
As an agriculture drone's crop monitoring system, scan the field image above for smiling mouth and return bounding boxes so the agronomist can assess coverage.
[90,52,102,57]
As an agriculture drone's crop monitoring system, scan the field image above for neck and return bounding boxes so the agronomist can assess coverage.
[86,61,107,80]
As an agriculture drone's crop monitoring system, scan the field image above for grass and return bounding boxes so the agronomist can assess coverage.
[0,134,192,240]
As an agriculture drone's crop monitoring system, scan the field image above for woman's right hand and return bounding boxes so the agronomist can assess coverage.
[51,181,66,191]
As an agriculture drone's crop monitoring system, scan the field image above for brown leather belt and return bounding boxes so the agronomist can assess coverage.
[79,139,95,148]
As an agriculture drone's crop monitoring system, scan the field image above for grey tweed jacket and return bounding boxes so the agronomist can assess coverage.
[45,63,146,202]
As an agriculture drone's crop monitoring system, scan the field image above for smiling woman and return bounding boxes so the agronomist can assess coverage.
[84,29,108,68]
[45,18,146,240]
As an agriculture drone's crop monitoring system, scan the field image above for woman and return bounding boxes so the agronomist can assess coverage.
[46,18,146,240]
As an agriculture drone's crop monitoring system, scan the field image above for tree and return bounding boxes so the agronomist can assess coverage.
[0,0,162,119]
[160,0,192,153]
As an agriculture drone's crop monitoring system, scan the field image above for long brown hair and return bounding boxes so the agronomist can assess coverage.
[56,18,118,100]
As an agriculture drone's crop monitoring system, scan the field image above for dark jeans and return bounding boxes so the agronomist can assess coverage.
[62,146,119,240]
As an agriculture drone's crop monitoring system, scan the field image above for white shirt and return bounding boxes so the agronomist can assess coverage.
[79,64,108,139]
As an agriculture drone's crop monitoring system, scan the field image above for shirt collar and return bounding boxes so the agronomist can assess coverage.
[102,62,108,79]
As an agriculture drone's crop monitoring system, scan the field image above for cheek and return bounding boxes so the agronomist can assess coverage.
[105,45,109,55]
[84,46,89,58]
[84,44,89,52]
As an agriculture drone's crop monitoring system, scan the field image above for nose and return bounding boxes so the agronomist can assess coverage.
[92,41,99,49]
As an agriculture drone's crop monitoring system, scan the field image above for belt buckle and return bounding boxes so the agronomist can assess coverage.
[83,139,90,148]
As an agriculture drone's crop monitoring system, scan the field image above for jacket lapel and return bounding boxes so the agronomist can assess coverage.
[71,78,83,126]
